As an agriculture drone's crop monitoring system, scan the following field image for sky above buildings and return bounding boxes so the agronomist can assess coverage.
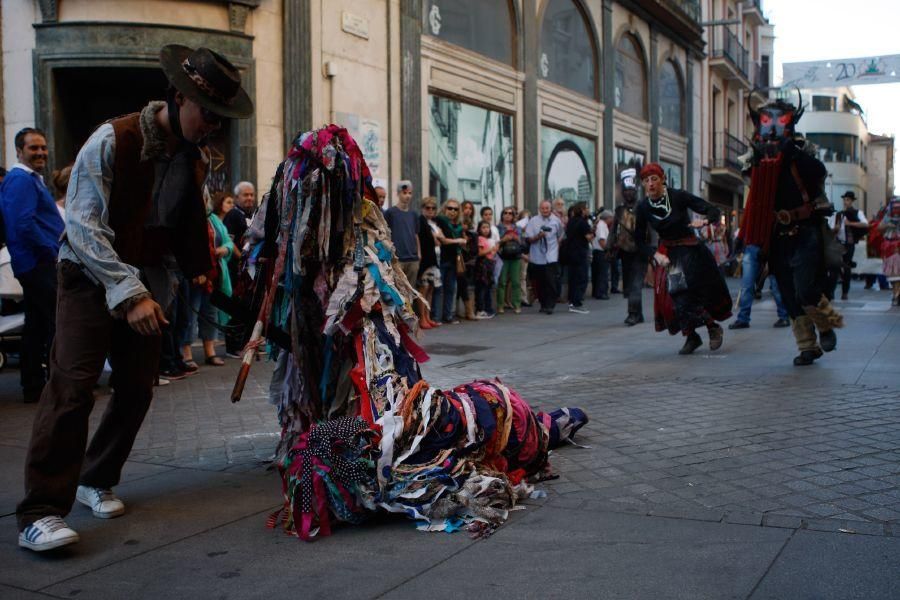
[768,0,900,192]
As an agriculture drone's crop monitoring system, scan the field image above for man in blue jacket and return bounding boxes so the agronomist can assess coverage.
[0,128,64,403]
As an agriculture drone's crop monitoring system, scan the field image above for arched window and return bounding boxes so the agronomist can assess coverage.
[659,60,684,134]
[423,0,514,66]
[541,126,596,207]
[539,0,597,99]
[614,34,647,119]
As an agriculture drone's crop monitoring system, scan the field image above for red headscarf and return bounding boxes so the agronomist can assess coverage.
[640,163,665,180]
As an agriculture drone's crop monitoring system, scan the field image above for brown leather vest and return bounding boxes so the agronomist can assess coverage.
[108,113,212,278]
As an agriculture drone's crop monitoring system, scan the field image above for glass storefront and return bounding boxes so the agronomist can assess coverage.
[427,94,514,215]
[541,125,596,208]
[422,0,513,65]
[540,0,596,99]
[659,60,684,135]
[660,160,683,190]
[614,34,647,119]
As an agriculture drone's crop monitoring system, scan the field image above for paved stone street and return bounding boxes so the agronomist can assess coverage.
[0,283,898,599]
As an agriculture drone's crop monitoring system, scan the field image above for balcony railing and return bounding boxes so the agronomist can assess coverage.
[666,0,701,22]
[711,28,749,81]
[750,62,768,89]
[713,132,748,172]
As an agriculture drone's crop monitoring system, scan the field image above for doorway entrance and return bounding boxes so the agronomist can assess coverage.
[50,66,233,191]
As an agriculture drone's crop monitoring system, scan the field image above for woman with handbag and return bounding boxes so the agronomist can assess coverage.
[416,198,442,329]
[496,206,524,313]
[435,199,468,324]
[635,163,732,355]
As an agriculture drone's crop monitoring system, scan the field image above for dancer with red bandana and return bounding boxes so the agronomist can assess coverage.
[635,163,732,355]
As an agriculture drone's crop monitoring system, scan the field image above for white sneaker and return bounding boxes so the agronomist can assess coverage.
[76,485,125,519]
[19,516,79,551]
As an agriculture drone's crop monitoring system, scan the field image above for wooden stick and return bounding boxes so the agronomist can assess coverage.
[230,320,264,403]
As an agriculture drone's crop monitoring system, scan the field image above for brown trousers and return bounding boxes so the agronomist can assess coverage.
[16,261,160,530]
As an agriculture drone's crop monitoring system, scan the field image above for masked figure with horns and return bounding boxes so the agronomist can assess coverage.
[740,91,843,366]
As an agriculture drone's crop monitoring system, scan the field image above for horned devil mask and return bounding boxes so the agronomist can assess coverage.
[748,89,805,158]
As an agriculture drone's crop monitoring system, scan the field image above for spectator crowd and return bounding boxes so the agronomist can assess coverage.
[2,128,900,407]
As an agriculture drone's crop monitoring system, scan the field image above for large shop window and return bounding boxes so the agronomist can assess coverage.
[614,34,647,119]
[428,95,514,215]
[660,160,683,190]
[539,0,597,99]
[541,126,596,208]
[806,133,859,163]
[659,60,684,134]
[423,0,514,65]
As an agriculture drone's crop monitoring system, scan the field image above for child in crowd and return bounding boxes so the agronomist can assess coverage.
[474,220,498,319]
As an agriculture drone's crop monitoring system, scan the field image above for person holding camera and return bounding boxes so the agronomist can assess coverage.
[827,191,868,300]
[635,164,732,355]
[525,201,563,314]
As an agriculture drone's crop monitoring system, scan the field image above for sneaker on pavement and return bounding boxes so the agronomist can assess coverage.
[568,306,590,314]
[158,368,186,381]
[225,352,242,359]
[76,485,125,519]
[19,516,79,551]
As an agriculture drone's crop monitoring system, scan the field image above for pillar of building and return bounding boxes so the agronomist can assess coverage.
[283,0,312,148]
[399,0,422,201]
[649,26,659,163]
[686,55,695,193]
[601,0,614,208]
[523,0,539,212]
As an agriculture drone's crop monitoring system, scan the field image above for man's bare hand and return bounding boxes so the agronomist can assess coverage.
[126,298,169,336]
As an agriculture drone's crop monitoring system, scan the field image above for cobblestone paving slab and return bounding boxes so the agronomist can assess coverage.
[0,340,897,538]
[495,371,900,536]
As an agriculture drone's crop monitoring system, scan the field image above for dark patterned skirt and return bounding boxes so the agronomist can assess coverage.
[654,244,732,335]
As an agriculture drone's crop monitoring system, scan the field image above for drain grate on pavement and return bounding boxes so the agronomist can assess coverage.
[423,343,491,356]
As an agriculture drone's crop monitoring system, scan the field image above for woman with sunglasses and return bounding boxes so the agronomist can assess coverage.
[496,206,524,313]
[416,198,443,328]
[435,199,468,323]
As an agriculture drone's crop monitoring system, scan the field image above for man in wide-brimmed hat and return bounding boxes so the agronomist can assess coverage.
[16,45,253,552]
[828,190,868,300]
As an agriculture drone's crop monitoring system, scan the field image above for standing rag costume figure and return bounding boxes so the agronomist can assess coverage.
[740,92,843,366]
[231,126,588,541]
[636,163,732,355]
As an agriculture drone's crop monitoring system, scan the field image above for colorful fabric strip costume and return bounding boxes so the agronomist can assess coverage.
[238,126,587,541]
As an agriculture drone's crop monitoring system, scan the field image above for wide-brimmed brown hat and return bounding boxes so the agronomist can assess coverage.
[160,44,253,119]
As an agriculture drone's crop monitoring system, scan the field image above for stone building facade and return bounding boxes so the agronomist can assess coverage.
[1,0,775,216]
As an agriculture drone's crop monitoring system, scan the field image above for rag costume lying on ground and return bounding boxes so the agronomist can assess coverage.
[739,91,844,366]
[232,126,587,540]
